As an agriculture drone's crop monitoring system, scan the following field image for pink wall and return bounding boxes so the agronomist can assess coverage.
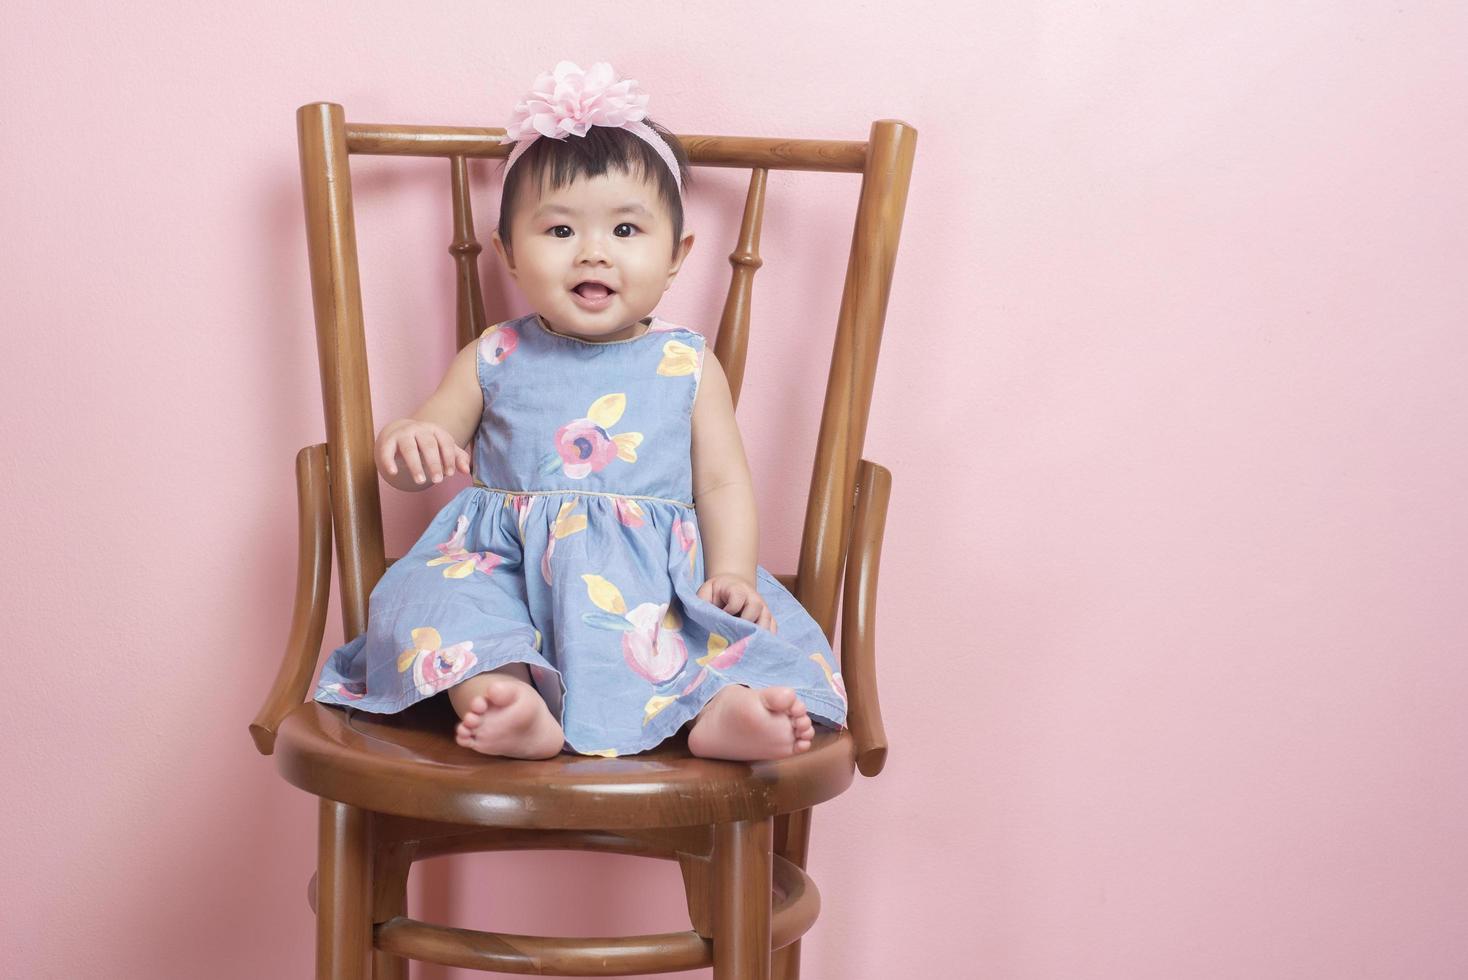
[4,3,1466,977]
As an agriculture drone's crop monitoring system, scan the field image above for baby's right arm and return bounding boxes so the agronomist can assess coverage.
[376,340,483,491]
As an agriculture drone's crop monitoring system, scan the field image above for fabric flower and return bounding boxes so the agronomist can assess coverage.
[500,61,649,143]
[497,61,683,197]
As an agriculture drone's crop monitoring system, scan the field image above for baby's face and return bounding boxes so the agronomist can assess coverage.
[494,168,693,342]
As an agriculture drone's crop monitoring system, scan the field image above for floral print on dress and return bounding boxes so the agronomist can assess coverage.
[427,515,503,578]
[542,393,644,479]
[579,573,690,683]
[321,681,365,701]
[644,631,751,723]
[613,496,646,528]
[508,493,533,543]
[541,497,588,585]
[810,652,847,705]
[622,601,689,684]
[672,516,698,577]
[396,627,478,696]
[479,324,519,365]
[656,339,700,377]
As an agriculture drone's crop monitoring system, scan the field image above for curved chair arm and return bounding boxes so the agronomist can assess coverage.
[841,458,892,777]
[249,444,333,755]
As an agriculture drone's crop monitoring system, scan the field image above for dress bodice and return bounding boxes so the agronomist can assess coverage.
[473,313,706,504]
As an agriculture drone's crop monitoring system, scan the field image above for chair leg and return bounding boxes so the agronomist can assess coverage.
[712,817,773,980]
[371,842,415,980]
[316,799,373,979]
[771,809,813,980]
[772,936,801,979]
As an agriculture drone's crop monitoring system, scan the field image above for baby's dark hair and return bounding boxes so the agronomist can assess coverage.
[497,119,692,259]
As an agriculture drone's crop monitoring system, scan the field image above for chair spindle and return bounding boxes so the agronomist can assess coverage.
[715,167,767,408]
[448,155,488,351]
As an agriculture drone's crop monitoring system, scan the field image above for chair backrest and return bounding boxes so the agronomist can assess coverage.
[296,103,916,645]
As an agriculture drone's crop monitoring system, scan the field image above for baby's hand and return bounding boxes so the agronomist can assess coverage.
[376,418,472,485]
[697,573,779,635]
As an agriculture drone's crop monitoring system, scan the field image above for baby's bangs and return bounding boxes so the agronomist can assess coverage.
[497,121,690,258]
[526,126,684,206]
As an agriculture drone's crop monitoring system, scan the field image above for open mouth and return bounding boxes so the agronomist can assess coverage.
[573,282,615,300]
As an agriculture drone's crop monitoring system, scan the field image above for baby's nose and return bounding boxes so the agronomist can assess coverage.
[577,234,612,264]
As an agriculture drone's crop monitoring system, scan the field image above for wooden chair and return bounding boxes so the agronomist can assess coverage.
[250,101,915,978]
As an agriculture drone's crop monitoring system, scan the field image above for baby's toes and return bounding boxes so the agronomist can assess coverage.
[760,686,797,714]
[483,681,520,709]
[793,714,815,740]
[469,694,492,714]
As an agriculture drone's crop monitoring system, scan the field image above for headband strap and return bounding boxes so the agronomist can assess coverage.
[499,61,683,196]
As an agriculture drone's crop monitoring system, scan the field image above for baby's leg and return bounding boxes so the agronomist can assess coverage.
[449,662,564,759]
[687,685,815,761]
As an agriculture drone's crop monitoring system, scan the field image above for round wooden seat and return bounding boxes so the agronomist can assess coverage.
[274,699,857,829]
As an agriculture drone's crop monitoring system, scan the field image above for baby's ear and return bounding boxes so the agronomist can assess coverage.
[667,231,694,283]
[490,230,516,273]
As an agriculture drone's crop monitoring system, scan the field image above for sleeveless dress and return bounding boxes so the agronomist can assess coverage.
[313,312,848,756]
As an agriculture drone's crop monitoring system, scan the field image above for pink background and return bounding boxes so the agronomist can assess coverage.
[4,3,1466,978]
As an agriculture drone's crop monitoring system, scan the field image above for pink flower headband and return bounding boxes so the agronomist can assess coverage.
[498,61,684,197]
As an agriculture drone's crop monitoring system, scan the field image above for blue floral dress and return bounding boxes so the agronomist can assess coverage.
[314,312,848,756]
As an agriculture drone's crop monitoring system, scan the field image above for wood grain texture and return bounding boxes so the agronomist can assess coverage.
[715,167,766,407]
[341,120,869,172]
[449,154,488,351]
[713,818,774,979]
[249,444,331,754]
[274,698,856,829]
[315,800,372,978]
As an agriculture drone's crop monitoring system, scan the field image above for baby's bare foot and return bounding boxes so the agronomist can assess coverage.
[687,685,815,761]
[452,675,564,759]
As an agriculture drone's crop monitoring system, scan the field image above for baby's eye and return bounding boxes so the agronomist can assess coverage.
[549,225,573,238]
[614,223,638,237]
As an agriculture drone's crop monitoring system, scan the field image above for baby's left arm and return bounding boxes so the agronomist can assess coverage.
[690,350,777,634]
